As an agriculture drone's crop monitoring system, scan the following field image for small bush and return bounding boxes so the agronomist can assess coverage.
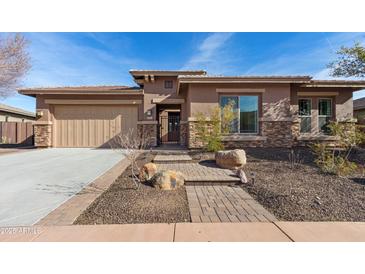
[310,121,365,176]
[195,101,235,152]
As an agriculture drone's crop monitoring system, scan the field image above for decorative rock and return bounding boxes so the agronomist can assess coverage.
[150,170,185,190]
[215,149,247,169]
[139,162,157,181]
[237,169,248,184]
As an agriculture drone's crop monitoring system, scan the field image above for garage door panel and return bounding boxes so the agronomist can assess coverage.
[54,105,138,147]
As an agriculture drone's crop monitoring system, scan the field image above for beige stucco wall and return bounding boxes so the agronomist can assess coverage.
[143,76,187,120]
[186,83,291,121]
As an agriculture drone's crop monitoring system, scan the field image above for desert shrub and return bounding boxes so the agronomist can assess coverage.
[195,101,235,152]
[310,121,365,176]
[288,149,303,169]
[0,136,11,144]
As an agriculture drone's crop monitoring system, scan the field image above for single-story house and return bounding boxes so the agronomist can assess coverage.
[0,103,35,122]
[354,97,365,124]
[18,69,365,148]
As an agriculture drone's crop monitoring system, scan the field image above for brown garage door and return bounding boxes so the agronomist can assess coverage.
[54,105,138,147]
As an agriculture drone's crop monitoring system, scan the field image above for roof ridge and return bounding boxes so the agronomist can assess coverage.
[0,103,35,117]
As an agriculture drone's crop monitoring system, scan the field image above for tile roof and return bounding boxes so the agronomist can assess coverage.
[354,97,365,110]
[0,103,35,117]
[18,85,139,91]
[178,74,312,79]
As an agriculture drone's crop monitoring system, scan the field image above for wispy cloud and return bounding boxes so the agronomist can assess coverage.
[182,33,234,73]
[246,32,365,77]
[22,32,143,88]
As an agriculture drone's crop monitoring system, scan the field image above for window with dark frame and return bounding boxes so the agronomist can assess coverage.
[220,95,259,134]
[164,80,173,89]
[298,99,311,133]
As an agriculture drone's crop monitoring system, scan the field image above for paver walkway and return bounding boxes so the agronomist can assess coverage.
[155,152,275,223]
[186,185,277,223]
[154,154,192,163]
[156,162,240,183]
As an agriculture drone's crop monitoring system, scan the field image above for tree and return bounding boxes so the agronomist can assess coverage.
[110,128,152,189]
[0,33,31,98]
[328,42,365,78]
[195,101,235,152]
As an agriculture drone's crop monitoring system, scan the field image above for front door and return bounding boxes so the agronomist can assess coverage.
[159,112,180,144]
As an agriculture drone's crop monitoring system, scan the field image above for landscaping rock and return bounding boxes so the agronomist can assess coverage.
[215,149,247,169]
[237,168,248,184]
[139,162,157,181]
[150,170,185,190]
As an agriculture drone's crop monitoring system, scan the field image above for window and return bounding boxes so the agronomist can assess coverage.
[318,98,332,133]
[164,80,173,89]
[298,99,311,133]
[220,95,259,134]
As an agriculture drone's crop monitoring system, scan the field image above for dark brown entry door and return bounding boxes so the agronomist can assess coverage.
[160,113,180,144]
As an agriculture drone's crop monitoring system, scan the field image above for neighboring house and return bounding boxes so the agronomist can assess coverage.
[18,70,365,148]
[0,103,35,122]
[354,97,365,124]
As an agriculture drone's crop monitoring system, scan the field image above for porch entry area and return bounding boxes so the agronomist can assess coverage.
[157,104,180,145]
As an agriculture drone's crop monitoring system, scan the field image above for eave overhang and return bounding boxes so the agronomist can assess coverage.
[18,87,143,97]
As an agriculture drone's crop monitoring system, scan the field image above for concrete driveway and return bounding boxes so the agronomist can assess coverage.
[0,148,124,226]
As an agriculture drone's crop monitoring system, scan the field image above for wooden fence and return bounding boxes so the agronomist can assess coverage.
[0,122,34,146]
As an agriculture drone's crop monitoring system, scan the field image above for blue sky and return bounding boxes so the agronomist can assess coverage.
[1,32,365,112]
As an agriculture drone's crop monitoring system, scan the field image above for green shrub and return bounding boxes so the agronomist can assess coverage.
[195,101,235,152]
[310,121,365,176]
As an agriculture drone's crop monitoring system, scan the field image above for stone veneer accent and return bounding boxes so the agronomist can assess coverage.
[261,120,298,147]
[179,122,188,146]
[187,119,301,149]
[137,123,157,147]
[34,123,52,147]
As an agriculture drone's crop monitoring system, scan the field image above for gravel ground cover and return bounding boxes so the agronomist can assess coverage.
[241,148,365,221]
[74,153,190,225]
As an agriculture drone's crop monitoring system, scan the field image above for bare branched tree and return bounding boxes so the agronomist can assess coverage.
[110,127,153,189]
[0,33,31,98]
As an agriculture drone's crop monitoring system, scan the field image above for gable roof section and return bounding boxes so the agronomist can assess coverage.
[301,80,365,90]
[130,69,207,77]
[18,85,143,97]
[0,103,35,118]
[354,97,365,110]
[178,75,312,83]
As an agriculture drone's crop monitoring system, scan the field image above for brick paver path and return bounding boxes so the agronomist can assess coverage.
[154,154,192,163]
[186,185,277,223]
[156,162,240,182]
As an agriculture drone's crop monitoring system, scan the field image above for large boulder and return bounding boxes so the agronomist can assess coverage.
[215,149,247,169]
[139,162,157,181]
[150,170,185,190]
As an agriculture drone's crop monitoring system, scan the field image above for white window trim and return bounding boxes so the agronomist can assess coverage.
[318,98,333,133]
[298,98,312,133]
[220,95,259,135]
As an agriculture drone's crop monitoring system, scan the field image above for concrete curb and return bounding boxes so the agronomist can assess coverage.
[1,222,364,242]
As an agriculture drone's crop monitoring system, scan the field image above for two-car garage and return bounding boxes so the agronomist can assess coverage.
[53,104,138,147]
[18,86,143,148]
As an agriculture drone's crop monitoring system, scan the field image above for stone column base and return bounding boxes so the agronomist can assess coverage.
[34,123,52,147]
[137,122,157,147]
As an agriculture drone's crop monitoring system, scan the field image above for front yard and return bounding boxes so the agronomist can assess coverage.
[74,147,364,224]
